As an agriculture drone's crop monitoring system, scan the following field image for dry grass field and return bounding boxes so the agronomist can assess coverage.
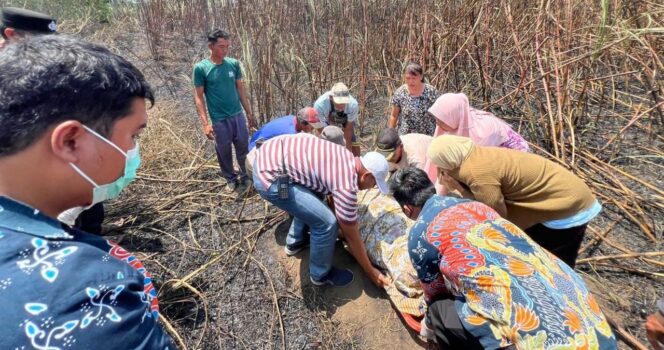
[1,0,662,348]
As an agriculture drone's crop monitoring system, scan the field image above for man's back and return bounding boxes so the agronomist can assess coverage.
[408,195,617,350]
[399,133,432,169]
[254,135,359,224]
[248,115,296,151]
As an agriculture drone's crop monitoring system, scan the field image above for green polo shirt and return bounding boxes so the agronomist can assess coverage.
[193,57,244,122]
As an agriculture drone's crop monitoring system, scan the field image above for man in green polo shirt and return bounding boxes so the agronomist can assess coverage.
[193,29,256,192]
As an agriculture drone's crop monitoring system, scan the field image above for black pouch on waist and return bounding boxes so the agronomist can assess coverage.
[277,173,290,199]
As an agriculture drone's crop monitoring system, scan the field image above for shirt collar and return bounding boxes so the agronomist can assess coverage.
[425,194,470,212]
[423,195,438,212]
[0,196,73,239]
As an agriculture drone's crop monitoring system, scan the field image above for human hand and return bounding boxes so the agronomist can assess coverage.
[369,267,391,287]
[203,124,215,140]
[420,316,435,340]
[439,171,462,192]
[247,114,257,130]
[647,312,664,350]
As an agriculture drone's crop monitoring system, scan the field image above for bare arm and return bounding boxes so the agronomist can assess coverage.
[343,122,354,153]
[646,307,664,350]
[440,172,473,198]
[236,79,256,129]
[388,105,400,128]
[337,220,390,287]
[194,87,214,140]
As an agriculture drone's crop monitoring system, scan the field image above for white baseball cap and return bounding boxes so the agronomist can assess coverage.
[360,152,389,194]
[330,82,351,104]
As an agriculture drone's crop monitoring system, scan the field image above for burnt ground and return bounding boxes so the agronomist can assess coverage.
[82,15,662,350]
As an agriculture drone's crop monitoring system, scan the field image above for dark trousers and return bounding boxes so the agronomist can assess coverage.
[426,297,484,350]
[212,112,249,182]
[428,297,519,349]
[525,223,587,268]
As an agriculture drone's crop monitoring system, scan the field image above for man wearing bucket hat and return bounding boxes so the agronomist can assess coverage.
[374,128,432,174]
[253,134,391,288]
[313,82,361,156]
[0,7,56,49]
[245,107,323,174]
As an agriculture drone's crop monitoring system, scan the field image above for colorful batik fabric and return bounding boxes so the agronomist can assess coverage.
[408,195,617,349]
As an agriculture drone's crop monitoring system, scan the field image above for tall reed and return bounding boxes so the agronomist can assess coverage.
[140,0,663,238]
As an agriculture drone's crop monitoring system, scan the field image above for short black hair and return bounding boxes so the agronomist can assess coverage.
[0,35,154,157]
[389,167,435,208]
[405,62,425,82]
[207,29,229,43]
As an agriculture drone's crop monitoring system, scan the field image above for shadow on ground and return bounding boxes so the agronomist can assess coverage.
[272,217,427,349]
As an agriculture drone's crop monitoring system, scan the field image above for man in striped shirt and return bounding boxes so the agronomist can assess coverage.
[253,135,390,287]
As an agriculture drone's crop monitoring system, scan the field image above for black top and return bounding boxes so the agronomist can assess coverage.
[1,7,57,33]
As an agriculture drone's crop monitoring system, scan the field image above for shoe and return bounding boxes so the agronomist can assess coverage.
[242,178,253,191]
[284,240,309,256]
[224,180,238,193]
[236,178,252,195]
[310,267,354,287]
[239,177,252,187]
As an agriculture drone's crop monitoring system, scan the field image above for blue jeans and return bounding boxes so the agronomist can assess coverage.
[253,172,337,280]
[212,112,249,182]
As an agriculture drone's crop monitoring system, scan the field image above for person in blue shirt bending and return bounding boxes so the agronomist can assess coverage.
[245,107,323,173]
[0,35,173,348]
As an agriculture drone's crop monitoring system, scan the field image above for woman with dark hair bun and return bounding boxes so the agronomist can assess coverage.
[388,62,439,135]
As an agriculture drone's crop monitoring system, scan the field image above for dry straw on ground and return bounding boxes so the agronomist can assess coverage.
[1,0,660,348]
[133,0,662,348]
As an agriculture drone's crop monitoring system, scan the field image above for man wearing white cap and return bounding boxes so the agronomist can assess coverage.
[313,82,361,156]
[253,135,390,287]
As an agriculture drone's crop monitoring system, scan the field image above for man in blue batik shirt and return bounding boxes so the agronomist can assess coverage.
[0,36,173,348]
